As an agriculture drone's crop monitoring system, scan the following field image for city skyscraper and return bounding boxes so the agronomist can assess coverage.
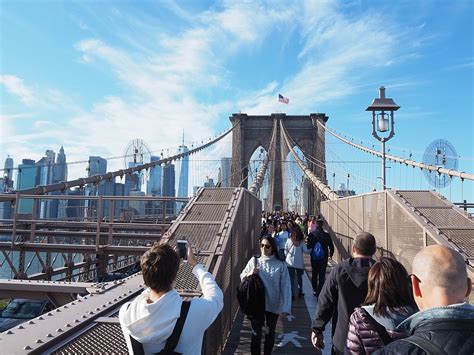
[162,162,175,215]
[175,135,189,212]
[220,157,232,187]
[3,155,14,189]
[147,156,162,196]
[16,159,36,214]
[86,156,108,218]
[51,146,68,219]
[37,150,55,218]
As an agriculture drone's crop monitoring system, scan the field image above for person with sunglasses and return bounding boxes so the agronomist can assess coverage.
[240,235,291,354]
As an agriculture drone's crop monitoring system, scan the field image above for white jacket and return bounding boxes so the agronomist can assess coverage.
[240,255,291,314]
[285,239,309,269]
[119,264,223,354]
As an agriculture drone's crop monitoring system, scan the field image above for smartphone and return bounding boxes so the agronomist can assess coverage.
[177,239,188,260]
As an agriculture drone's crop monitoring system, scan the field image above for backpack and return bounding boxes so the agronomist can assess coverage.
[311,241,325,261]
[129,300,190,355]
[237,256,266,323]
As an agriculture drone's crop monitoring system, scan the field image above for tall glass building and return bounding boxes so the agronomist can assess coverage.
[162,162,175,215]
[220,157,232,187]
[3,155,14,189]
[16,159,37,214]
[175,141,189,212]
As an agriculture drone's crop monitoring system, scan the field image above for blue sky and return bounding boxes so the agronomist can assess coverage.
[0,0,472,201]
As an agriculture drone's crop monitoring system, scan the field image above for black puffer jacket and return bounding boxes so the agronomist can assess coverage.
[374,303,474,355]
[312,257,375,353]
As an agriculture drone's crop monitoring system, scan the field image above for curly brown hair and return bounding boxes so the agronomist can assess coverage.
[140,243,179,293]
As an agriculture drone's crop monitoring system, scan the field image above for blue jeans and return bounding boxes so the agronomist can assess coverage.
[287,266,304,296]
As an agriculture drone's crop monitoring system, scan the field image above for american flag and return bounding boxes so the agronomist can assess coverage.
[278,94,289,104]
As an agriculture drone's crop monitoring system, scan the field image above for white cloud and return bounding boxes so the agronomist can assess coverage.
[0,75,38,105]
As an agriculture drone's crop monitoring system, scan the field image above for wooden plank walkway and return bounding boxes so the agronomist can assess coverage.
[223,256,334,354]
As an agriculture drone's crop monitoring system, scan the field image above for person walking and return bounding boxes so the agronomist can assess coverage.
[306,219,334,296]
[275,221,289,260]
[285,226,310,299]
[119,242,223,354]
[241,235,292,355]
[311,232,376,354]
[374,245,474,354]
[346,257,418,354]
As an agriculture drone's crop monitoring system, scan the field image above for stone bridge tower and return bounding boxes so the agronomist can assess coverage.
[230,113,328,214]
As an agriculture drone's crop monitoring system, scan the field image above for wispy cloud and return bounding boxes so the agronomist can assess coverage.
[0,75,38,105]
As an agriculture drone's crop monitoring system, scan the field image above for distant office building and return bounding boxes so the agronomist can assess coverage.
[175,140,189,212]
[129,190,146,216]
[86,156,107,218]
[113,182,125,217]
[0,178,12,220]
[3,155,14,189]
[204,177,215,187]
[51,146,68,219]
[37,150,55,218]
[16,159,37,214]
[147,156,162,196]
[220,157,232,187]
[162,162,175,215]
[66,188,84,220]
[336,183,356,197]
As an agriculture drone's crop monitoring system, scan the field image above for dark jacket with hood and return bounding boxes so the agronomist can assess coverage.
[307,227,334,260]
[312,257,375,353]
[373,302,474,355]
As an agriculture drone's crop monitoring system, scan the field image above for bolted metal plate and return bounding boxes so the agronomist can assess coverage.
[171,224,220,251]
[197,188,236,202]
[397,190,450,208]
[52,323,127,355]
[439,229,474,258]
[184,204,228,222]
[417,208,473,227]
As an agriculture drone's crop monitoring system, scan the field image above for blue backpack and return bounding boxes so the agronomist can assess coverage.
[311,241,325,261]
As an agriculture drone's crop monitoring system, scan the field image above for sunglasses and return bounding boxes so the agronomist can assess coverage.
[260,243,271,249]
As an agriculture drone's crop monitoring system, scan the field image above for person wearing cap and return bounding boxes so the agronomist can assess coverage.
[311,232,376,355]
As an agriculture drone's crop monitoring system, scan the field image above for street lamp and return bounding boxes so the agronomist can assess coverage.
[366,86,400,190]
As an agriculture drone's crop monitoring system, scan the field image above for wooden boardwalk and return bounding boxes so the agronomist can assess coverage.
[223,256,333,354]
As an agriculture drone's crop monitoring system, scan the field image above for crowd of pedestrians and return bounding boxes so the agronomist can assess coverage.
[118,209,474,355]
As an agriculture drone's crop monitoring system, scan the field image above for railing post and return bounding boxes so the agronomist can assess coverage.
[11,193,19,248]
[29,197,38,242]
[95,196,103,251]
[108,199,114,245]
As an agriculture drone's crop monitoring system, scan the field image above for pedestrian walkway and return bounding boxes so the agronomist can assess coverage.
[223,256,333,354]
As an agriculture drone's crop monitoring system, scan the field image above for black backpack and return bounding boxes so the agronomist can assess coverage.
[237,256,266,323]
[129,300,190,355]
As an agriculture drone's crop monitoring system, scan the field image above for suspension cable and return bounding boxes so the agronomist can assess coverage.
[249,118,277,195]
[280,120,339,201]
[318,121,474,181]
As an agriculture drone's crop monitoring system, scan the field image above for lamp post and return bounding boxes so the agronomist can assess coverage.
[366,86,400,190]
